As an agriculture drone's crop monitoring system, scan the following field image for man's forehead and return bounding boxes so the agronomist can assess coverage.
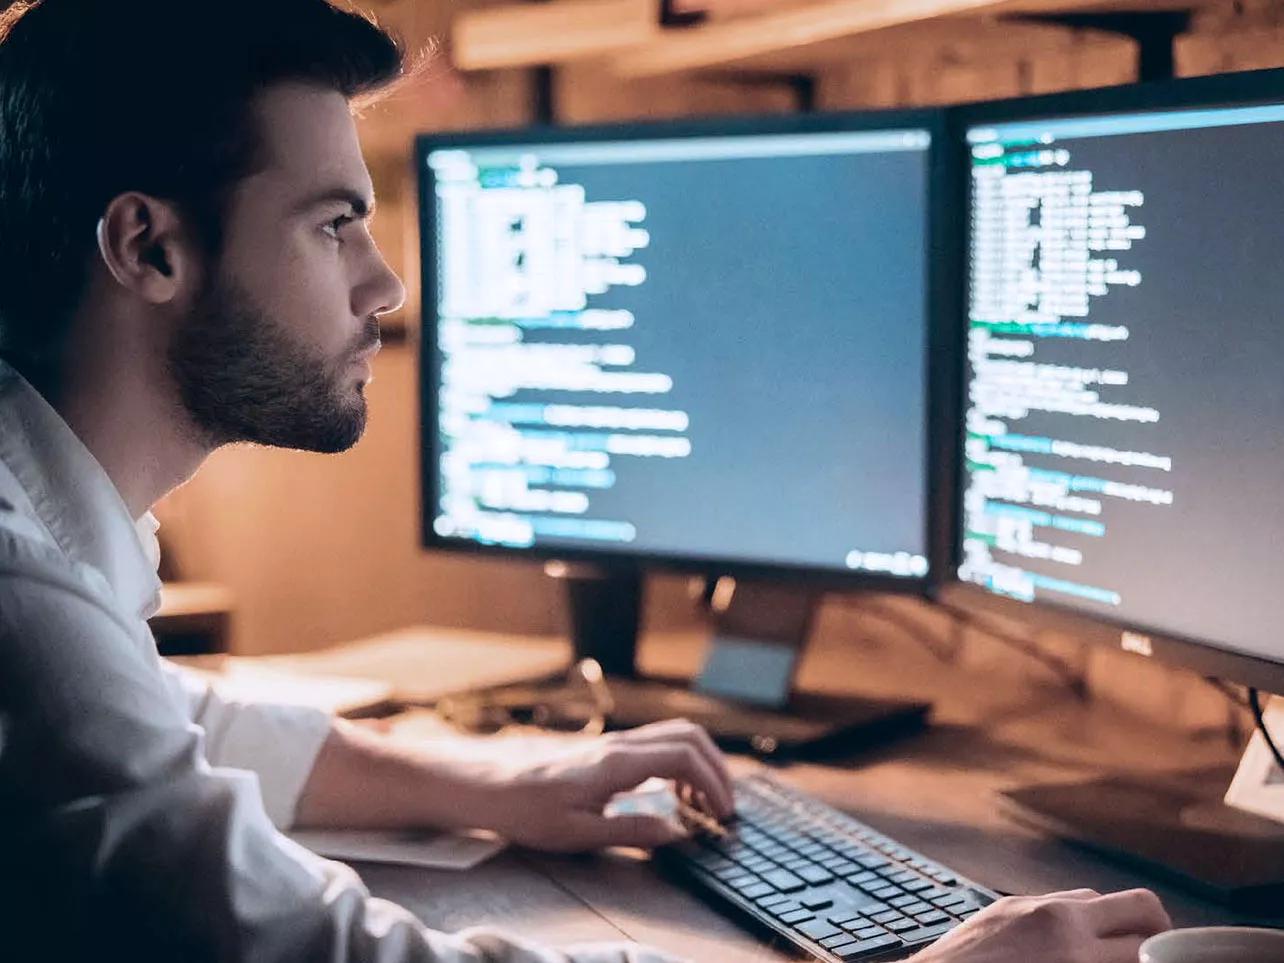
[248,82,373,199]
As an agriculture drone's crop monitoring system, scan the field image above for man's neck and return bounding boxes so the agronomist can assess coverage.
[55,320,209,521]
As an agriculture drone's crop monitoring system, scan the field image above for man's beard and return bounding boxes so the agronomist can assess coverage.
[168,275,379,453]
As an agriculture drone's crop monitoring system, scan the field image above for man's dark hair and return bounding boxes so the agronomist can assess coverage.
[0,0,404,397]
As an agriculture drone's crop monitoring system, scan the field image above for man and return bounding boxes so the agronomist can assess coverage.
[0,0,1171,960]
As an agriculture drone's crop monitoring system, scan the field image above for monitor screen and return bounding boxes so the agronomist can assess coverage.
[422,122,934,579]
[960,100,1284,665]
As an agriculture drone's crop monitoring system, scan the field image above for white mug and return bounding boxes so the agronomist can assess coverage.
[1140,927,1284,963]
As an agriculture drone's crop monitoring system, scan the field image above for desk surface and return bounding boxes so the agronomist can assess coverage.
[326,621,1283,960]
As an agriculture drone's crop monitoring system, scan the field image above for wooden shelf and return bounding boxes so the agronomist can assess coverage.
[450,0,1204,80]
[452,0,659,71]
[679,16,1131,75]
[611,0,1196,78]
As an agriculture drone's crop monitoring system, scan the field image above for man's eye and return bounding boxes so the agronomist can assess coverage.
[322,214,354,240]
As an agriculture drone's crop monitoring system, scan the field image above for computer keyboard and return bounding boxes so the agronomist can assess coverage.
[660,773,999,961]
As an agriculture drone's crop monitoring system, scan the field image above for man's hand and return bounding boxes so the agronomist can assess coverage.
[913,889,1172,963]
[479,718,735,852]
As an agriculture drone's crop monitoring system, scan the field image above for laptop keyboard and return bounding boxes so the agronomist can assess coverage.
[661,773,999,961]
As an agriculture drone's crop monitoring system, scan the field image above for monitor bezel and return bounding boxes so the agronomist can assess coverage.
[416,108,958,593]
[938,66,1284,695]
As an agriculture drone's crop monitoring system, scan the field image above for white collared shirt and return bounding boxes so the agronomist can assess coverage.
[0,362,646,962]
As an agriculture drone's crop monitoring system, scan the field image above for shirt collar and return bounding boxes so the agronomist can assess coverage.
[0,361,163,620]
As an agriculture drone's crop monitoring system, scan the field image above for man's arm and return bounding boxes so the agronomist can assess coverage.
[0,562,685,962]
[293,716,735,852]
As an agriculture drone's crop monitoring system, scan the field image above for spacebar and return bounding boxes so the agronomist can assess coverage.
[833,934,903,959]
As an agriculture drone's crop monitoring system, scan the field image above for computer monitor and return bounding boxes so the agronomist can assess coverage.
[942,70,1284,906]
[946,70,1284,696]
[417,111,950,592]
[414,111,951,747]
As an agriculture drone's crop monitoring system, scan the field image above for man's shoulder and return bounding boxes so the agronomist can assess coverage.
[0,457,55,552]
[0,488,126,636]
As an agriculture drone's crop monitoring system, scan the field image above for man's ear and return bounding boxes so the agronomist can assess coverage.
[95,192,198,305]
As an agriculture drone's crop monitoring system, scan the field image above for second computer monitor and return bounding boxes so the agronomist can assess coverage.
[419,114,941,583]
[957,78,1284,681]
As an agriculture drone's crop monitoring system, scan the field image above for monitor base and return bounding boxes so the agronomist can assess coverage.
[603,673,930,759]
[1000,767,1284,913]
[541,566,930,756]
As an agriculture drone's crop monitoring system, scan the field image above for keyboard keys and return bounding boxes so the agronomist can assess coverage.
[670,776,997,962]
[761,869,806,892]
[795,919,842,941]
[798,866,834,886]
[799,896,833,912]
[820,934,858,951]
[735,882,776,900]
[835,934,903,959]
[778,909,814,926]
[914,910,951,925]
[899,922,956,946]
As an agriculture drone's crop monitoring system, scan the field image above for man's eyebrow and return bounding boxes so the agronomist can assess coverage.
[292,187,376,218]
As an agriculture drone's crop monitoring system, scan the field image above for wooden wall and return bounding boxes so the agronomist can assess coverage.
[154,0,1280,734]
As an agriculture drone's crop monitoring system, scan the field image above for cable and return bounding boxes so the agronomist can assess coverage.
[1248,688,1284,773]
[1203,676,1250,708]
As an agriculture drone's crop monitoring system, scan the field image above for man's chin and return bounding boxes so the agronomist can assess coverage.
[277,399,368,454]
[319,406,368,454]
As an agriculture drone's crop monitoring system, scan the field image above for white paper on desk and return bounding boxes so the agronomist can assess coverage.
[289,828,506,871]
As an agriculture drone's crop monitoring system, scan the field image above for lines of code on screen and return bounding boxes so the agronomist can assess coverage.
[961,106,1284,662]
[427,131,931,576]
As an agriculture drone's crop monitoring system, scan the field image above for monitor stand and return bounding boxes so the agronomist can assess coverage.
[1000,764,1284,913]
[546,563,930,758]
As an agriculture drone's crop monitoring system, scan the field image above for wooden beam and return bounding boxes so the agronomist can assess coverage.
[608,0,1195,78]
[452,0,660,72]
[715,16,1129,73]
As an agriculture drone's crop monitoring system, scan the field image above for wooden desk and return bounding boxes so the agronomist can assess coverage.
[307,623,1284,960]
[150,581,234,655]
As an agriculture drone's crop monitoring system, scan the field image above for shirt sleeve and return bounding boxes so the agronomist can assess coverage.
[0,554,676,963]
[159,659,332,829]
